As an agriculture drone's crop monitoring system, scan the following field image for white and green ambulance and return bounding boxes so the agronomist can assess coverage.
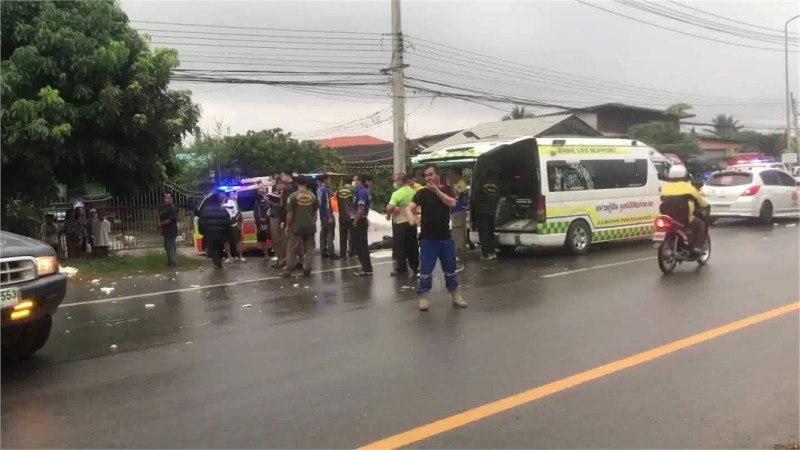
[469,136,661,255]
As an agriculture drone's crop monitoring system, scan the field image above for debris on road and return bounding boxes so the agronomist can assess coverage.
[242,304,253,308]
[109,344,118,351]
[91,279,101,284]
[100,287,115,294]
[145,304,156,309]
[786,223,797,227]
[190,284,201,288]
[293,283,300,288]
[59,266,79,278]
[186,341,193,345]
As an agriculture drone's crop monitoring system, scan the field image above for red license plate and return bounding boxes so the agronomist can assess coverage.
[653,231,666,242]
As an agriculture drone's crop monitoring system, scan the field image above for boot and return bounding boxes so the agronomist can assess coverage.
[450,289,468,309]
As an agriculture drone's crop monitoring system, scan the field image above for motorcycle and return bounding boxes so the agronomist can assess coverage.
[652,214,711,274]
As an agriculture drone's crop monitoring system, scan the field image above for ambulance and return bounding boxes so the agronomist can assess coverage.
[193,176,273,253]
[469,136,660,255]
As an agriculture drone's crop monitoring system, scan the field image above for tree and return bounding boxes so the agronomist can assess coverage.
[1,0,199,219]
[628,121,701,161]
[665,103,693,117]
[178,128,344,189]
[730,131,784,157]
[706,114,743,137]
[501,106,535,121]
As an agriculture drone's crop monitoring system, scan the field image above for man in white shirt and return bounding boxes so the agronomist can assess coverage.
[221,191,245,262]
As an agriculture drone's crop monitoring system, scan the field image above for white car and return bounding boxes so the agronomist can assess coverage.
[729,162,788,172]
[703,167,800,224]
[792,166,800,182]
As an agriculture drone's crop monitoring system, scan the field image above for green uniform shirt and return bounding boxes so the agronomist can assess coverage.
[336,186,354,221]
[388,185,414,224]
[287,189,319,236]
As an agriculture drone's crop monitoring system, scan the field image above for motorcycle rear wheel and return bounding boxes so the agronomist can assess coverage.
[697,235,711,266]
[658,236,678,275]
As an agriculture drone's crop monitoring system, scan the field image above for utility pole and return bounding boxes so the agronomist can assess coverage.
[784,15,800,155]
[390,0,407,174]
[792,92,800,156]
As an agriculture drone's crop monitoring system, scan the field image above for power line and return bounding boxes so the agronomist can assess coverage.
[146,33,388,47]
[404,36,783,103]
[150,40,390,52]
[613,0,799,46]
[665,0,800,37]
[574,0,797,53]
[136,27,385,41]
[131,20,384,36]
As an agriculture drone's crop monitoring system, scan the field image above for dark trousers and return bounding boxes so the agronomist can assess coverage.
[418,239,458,294]
[319,218,335,256]
[393,222,419,273]
[352,218,372,272]
[339,218,353,257]
[475,213,496,257]
[226,227,240,259]
[207,239,225,267]
[689,217,707,250]
[164,236,177,266]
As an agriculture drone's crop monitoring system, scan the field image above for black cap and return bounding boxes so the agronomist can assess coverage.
[295,175,308,185]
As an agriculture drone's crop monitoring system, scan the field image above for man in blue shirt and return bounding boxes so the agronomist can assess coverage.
[316,174,337,258]
[352,173,374,276]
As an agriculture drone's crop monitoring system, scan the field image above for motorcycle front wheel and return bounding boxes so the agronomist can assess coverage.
[658,235,678,274]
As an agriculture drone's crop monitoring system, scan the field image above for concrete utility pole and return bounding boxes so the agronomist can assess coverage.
[792,92,800,156]
[785,14,800,155]
[390,0,407,174]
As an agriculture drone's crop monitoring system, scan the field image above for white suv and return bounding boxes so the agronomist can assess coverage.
[703,167,800,224]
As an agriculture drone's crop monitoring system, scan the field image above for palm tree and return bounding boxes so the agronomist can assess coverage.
[502,106,535,121]
[706,114,743,137]
[665,103,693,117]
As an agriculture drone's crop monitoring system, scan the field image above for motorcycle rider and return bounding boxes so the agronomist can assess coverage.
[659,165,709,254]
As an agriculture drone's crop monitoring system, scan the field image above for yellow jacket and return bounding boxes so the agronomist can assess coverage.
[660,181,708,222]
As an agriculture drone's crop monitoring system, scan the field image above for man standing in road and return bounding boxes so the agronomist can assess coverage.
[474,169,500,260]
[280,172,298,269]
[282,176,318,278]
[352,174,374,276]
[336,178,355,260]
[269,180,286,268]
[449,168,469,264]
[221,191,244,262]
[407,164,468,311]
[317,174,337,259]
[254,188,271,262]
[160,193,179,267]
[199,191,233,269]
[386,173,418,277]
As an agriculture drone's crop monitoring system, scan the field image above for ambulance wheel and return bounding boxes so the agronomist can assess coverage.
[565,221,591,255]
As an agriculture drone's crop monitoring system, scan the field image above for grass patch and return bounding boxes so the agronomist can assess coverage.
[65,252,197,279]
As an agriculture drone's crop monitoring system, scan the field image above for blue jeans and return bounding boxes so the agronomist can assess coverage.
[164,236,177,266]
[418,239,458,294]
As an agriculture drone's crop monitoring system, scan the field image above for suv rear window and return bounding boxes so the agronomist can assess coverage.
[706,172,752,186]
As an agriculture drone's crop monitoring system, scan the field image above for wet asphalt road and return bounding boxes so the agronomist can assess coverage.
[2,220,798,449]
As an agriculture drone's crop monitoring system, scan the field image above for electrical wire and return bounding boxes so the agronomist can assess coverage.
[665,0,800,37]
[131,20,384,36]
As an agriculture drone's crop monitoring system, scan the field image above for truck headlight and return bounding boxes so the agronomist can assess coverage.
[35,256,59,276]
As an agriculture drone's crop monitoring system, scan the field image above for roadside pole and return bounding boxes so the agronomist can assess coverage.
[390,0,407,174]
[785,15,800,157]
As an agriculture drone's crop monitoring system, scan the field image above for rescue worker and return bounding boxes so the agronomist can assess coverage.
[407,164,468,311]
[199,191,233,269]
[386,173,419,277]
[659,165,709,254]
[336,177,355,260]
[474,168,500,259]
[269,180,286,268]
[280,172,299,269]
[254,188,271,262]
[317,174,337,259]
[282,175,318,278]
[352,174,374,276]
[449,168,469,262]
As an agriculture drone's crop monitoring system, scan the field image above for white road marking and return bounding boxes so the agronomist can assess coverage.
[61,261,394,308]
[539,256,656,278]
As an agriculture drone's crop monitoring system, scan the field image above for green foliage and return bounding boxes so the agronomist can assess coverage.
[502,106,535,121]
[1,0,200,217]
[706,114,743,137]
[68,251,198,279]
[3,198,43,237]
[357,168,394,209]
[665,103,693,117]
[628,121,701,161]
[178,128,345,188]
[730,131,784,157]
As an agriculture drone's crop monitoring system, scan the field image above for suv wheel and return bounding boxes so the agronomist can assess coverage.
[2,315,53,360]
[758,201,773,225]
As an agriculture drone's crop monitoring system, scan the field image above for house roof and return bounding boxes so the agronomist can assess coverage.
[536,103,695,119]
[420,114,601,154]
[320,135,390,148]
[695,135,746,143]
[331,143,394,167]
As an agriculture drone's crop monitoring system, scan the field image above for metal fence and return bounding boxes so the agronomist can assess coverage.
[45,182,205,252]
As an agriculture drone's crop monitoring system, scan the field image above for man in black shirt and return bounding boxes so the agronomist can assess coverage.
[199,191,233,269]
[474,168,500,259]
[407,164,468,311]
[159,193,179,267]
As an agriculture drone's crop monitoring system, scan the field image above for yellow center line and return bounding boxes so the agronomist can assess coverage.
[359,301,800,450]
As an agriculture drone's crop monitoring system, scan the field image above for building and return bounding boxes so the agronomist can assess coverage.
[318,135,393,168]
[695,135,746,163]
[540,103,692,138]
[420,113,602,154]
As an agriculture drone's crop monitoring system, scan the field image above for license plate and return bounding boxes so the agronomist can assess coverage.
[0,288,20,308]
[653,231,666,241]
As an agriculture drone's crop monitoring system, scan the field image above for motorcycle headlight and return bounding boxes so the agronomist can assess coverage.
[35,256,59,276]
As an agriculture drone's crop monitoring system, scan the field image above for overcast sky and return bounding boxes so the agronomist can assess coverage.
[120,0,800,140]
